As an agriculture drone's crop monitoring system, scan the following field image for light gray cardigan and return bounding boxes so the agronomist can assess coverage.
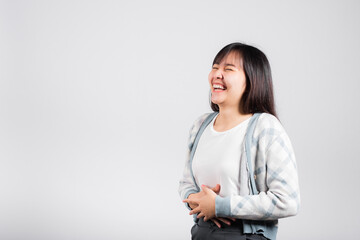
[178,112,300,240]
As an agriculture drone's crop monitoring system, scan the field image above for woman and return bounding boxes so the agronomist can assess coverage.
[178,42,300,240]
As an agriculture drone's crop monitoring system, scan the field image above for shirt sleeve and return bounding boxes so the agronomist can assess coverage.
[178,118,200,210]
[215,131,301,220]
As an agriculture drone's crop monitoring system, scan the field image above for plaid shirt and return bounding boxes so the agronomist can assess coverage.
[179,112,300,221]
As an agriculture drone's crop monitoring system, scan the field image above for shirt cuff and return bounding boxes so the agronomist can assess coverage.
[215,195,231,217]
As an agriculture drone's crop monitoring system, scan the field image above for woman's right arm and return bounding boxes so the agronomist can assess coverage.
[179,113,211,209]
[178,122,199,210]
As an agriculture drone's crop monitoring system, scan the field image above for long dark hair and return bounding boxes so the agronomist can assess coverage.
[209,42,278,119]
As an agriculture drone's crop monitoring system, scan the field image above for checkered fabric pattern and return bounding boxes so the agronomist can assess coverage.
[178,112,300,220]
[178,113,210,209]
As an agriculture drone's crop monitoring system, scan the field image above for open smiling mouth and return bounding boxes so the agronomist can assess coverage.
[213,84,227,92]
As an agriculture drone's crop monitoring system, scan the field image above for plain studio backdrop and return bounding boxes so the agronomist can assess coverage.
[1,0,359,239]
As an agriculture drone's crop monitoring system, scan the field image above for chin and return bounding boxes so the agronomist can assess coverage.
[211,98,224,105]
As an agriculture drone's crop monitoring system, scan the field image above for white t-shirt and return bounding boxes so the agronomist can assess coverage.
[192,113,251,197]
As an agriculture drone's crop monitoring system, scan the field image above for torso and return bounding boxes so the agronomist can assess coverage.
[192,112,252,197]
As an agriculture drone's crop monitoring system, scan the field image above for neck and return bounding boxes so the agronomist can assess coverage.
[215,106,253,127]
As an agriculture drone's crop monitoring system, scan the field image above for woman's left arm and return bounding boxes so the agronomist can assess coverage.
[218,131,300,220]
[185,131,300,221]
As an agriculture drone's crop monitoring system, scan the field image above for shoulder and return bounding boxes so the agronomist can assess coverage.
[253,112,287,146]
[193,112,214,127]
[256,113,284,132]
[189,112,214,134]
[187,112,215,145]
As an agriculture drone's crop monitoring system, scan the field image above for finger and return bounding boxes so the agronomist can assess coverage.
[189,207,201,215]
[201,185,210,193]
[211,218,221,228]
[204,216,208,222]
[197,212,205,219]
[229,217,236,221]
[188,192,198,198]
[211,184,221,194]
[183,199,196,205]
[217,217,231,226]
[188,192,201,200]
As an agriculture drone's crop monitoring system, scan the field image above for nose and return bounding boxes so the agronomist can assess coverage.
[215,68,223,79]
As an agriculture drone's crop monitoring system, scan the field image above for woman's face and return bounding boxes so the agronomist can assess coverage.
[208,51,246,110]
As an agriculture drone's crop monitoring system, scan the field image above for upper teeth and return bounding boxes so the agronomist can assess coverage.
[213,84,225,89]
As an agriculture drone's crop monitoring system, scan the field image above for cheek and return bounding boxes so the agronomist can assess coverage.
[236,81,246,93]
[234,75,247,88]
[208,73,213,84]
[229,77,246,94]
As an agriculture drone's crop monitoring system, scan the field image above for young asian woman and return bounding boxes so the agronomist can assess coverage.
[178,42,300,240]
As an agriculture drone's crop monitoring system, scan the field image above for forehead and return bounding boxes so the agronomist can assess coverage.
[214,51,242,67]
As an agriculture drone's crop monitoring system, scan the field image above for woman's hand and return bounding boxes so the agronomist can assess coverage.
[187,184,220,210]
[210,217,236,228]
[185,184,236,228]
[183,185,218,221]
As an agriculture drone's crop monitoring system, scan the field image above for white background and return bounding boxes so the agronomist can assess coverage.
[1,1,359,239]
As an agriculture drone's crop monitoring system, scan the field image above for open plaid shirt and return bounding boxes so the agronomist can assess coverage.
[179,112,300,221]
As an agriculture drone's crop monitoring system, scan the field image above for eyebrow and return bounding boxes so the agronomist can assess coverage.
[213,63,238,68]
